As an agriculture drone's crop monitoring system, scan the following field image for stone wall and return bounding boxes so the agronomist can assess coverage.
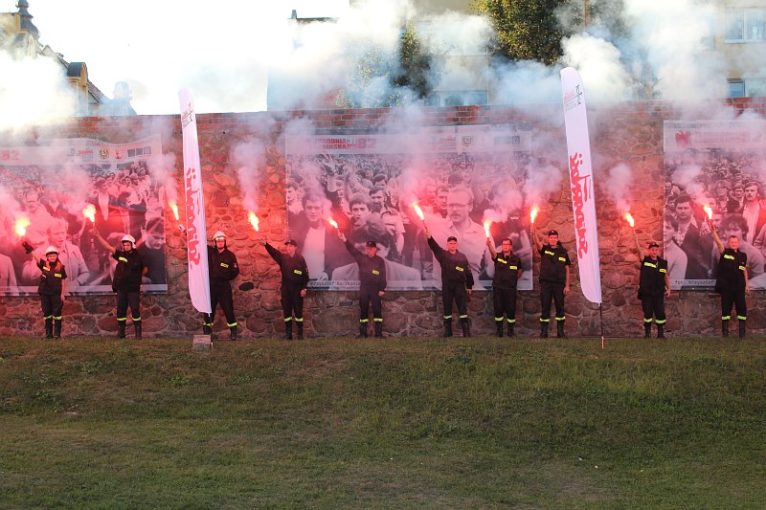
[2,99,766,338]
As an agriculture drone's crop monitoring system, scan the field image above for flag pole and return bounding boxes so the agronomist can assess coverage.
[599,303,605,349]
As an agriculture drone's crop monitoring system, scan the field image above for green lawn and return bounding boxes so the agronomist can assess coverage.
[1,336,764,509]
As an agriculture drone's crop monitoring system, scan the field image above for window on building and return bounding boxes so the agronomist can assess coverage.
[728,80,746,98]
[726,8,766,42]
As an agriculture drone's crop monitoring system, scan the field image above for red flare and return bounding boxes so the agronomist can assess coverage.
[411,202,425,221]
[248,211,260,232]
[83,204,96,224]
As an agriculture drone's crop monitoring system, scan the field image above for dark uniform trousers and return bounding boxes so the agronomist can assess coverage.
[41,294,63,320]
[721,290,747,324]
[282,285,304,324]
[540,281,565,324]
[443,281,469,321]
[493,287,517,324]
[116,290,141,323]
[641,294,666,325]
[359,285,383,326]
[205,280,237,329]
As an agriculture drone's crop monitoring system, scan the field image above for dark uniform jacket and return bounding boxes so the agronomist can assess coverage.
[265,243,309,289]
[491,252,522,290]
[638,256,668,298]
[539,243,571,284]
[37,259,67,295]
[428,237,475,288]
[344,241,387,292]
[715,248,747,293]
[112,249,144,292]
[208,247,240,284]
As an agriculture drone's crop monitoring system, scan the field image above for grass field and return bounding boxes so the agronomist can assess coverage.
[0,335,764,509]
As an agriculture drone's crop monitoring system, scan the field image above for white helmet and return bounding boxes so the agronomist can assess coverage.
[121,234,136,245]
[45,246,58,255]
[213,231,226,241]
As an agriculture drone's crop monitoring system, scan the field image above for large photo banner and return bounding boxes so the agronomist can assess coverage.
[285,124,543,291]
[663,120,766,290]
[0,136,169,296]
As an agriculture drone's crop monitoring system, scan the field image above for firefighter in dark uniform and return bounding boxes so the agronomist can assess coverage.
[486,237,523,337]
[424,225,474,337]
[204,231,240,340]
[533,229,571,338]
[633,236,670,338]
[36,246,67,339]
[261,238,309,340]
[95,232,146,339]
[711,223,749,338]
[338,232,387,338]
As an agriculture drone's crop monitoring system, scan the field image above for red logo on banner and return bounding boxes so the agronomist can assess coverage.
[185,166,201,266]
[569,152,591,259]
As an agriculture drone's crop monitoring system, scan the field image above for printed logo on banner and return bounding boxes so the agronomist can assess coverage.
[569,152,592,259]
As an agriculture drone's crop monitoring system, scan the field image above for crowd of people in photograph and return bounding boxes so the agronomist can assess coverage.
[285,151,535,291]
[664,150,766,290]
[0,161,168,295]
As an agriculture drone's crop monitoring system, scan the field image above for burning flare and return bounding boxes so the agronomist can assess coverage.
[14,217,30,237]
[327,217,339,230]
[624,212,635,228]
[82,204,96,224]
[483,220,491,238]
[530,206,539,224]
[248,211,259,232]
[169,201,180,221]
[703,204,713,220]
[411,202,425,221]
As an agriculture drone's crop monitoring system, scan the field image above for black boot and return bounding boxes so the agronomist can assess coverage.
[722,320,729,338]
[443,319,453,338]
[495,321,504,338]
[738,321,746,338]
[644,322,652,338]
[507,322,515,338]
[296,321,304,340]
[358,323,368,338]
[44,318,53,339]
[374,322,383,338]
[229,325,238,341]
[540,321,549,338]
[53,319,62,339]
[460,318,471,337]
[118,321,126,339]
[556,321,566,338]
[657,324,666,339]
[134,321,142,340]
[285,321,293,340]
[203,324,212,335]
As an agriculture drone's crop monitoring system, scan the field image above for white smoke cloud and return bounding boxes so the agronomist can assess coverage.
[231,139,268,212]
[602,162,633,212]
[622,0,727,103]
[561,33,635,103]
[0,52,78,131]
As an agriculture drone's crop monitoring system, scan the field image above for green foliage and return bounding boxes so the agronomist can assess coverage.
[392,22,432,100]
[474,0,569,64]
[0,336,764,508]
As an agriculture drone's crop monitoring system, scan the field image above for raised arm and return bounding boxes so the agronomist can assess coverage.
[93,229,114,252]
[710,222,725,254]
[262,241,282,265]
[633,230,643,257]
[533,228,543,252]
[486,237,497,259]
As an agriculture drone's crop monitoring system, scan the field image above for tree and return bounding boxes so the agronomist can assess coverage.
[392,22,432,101]
[473,0,568,65]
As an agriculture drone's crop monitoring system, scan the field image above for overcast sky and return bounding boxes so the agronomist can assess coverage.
[1,0,350,114]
